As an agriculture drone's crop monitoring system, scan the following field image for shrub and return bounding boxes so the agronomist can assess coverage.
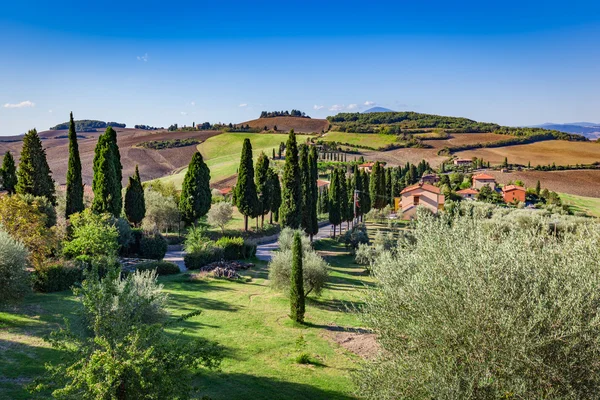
[215,236,245,259]
[269,248,328,297]
[135,260,180,275]
[139,232,168,260]
[358,207,600,399]
[63,210,119,259]
[184,225,211,253]
[0,230,30,303]
[33,261,82,292]
[277,227,312,252]
[184,246,224,270]
[339,223,369,250]
[295,352,312,364]
[112,217,133,249]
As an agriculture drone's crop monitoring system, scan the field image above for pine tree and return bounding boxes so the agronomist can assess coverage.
[307,146,319,240]
[65,112,84,217]
[179,152,211,224]
[328,168,341,237]
[1,151,17,194]
[255,152,270,228]
[235,139,258,231]
[16,129,56,204]
[268,168,282,223]
[124,165,145,226]
[290,232,305,323]
[279,132,302,228]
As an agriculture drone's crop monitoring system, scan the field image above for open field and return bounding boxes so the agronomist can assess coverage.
[0,128,222,185]
[455,140,600,166]
[158,132,313,188]
[320,132,399,149]
[426,132,513,149]
[0,240,372,400]
[242,116,329,133]
[361,147,447,168]
[484,169,600,198]
[560,193,600,217]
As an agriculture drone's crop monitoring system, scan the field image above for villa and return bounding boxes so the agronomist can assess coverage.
[396,182,445,219]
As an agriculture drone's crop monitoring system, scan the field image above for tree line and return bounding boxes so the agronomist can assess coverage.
[260,110,310,119]
[51,119,126,131]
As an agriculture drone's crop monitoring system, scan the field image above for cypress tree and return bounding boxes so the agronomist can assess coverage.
[307,146,319,240]
[105,126,123,216]
[279,132,302,228]
[1,151,17,194]
[299,145,312,234]
[361,170,371,218]
[385,168,393,206]
[124,165,145,226]
[328,168,341,237]
[535,180,541,196]
[179,152,212,224]
[255,152,270,228]
[92,131,118,215]
[290,232,305,323]
[269,168,282,223]
[65,112,84,217]
[235,138,258,231]
[16,129,56,204]
[339,169,348,232]
[370,162,387,209]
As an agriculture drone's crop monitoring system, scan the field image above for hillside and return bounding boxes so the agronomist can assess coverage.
[0,128,221,186]
[533,123,600,139]
[242,116,329,133]
[362,107,394,113]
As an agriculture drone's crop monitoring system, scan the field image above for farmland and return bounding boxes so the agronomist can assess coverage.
[560,193,600,217]
[320,131,400,150]
[242,116,329,133]
[455,140,600,166]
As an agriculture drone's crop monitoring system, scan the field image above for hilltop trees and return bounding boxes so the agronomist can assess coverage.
[65,112,84,218]
[179,152,211,225]
[92,127,122,216]
[235,138,258,231]
[279,132,302,228]
[1,151,17,194]
[16,129,56,204]
[124,165,146,226]
[255,152,271,228]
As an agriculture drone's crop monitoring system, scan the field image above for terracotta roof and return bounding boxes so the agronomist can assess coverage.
[457,188,479,195]
[502,185,525,192]
[358,162,375,168]
[473,173,495,181]
[219,187,233,195]
[401,182,441,195]
[317,179,330,187]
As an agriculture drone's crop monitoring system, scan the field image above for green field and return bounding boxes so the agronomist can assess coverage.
[158,132,309,188]
[560,193,600,217]
[320,131,399,150]
[0,240,371,399]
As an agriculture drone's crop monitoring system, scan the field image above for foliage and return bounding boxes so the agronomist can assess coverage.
[138,138,201,149]
[339,223,369,250]
[235,138,259,230]
[0,229,29,303]
[63,210,120,259]
[184,246,224,270]
[33,261,82,293]
[135,260,180,275]
[255,151,271,226]
[207,201,233,234]
[307,146,319,236]
[280,132,302,228]
[65,112,85,218]
[142,188,181,233]
[268,168,282,222]
[184,225,212,254]
[139,232,168,260]
[269,242,328,298]
[289,232,305,323]
[260,109,310,118]
[91,127,122,217]
[1,150,17,193]
[124,165,146,226]
[358,206,600,399]
[277,227,312,253]
[328,168,342,234]
[180,151,212,224]
[50,119,125,131]
[16,128,56,204]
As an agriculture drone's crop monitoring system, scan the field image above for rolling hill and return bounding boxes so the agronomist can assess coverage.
[362,107,394,113]
[241,116,329,133]
[532,123,600,139]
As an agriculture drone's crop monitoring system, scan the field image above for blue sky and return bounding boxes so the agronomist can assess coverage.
[1,0,599,135]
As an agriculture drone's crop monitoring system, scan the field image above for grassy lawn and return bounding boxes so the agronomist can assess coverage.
[158,132,312,188]
[560,193,600,217]
[0,241,371,399]
[321,132,399,150]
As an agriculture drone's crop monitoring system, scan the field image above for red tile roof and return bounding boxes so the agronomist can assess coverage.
[219,187,233,195]
[401,182,441,195]
[358,162,375,168]
[457,188,479,195]
[502,185,525,192]
[473,173,495,181]
[317,179,330,187]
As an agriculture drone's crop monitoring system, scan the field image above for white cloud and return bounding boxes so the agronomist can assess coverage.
[137,53,149,62]
[180,111,187,115]
[48,109,53,113]
[3,100,35,109]
[364,100,375,106]
[329,104,345,112]
[190,101,195,106]
[313,104,324,110]
[239,103,248,107]
[347,104,358,110]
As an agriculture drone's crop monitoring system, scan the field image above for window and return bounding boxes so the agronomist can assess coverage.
[414,195,420,206]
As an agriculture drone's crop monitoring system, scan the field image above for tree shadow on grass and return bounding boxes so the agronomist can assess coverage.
[306,297,365,313]
[166,291,242,313]
[300,322,372,335]
[194,371,357,400]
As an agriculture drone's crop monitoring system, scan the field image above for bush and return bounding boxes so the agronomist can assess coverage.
[184,246,224,270]
[358,206,600,399]
[142,188,181,233]
[139,232,168,260]
[135,261,180,275]
[184,225,211,254]
[339,223,369,250]
[0,229,30,303]
[269,248,328,297]
[63,210,119,259]
[33,261,82,292]
[112,217,133,249]
[277,227,312,252]
[215,236,245,259]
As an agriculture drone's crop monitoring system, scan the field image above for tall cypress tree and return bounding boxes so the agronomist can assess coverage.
[235,138,258,231]
[1,151,17,194]
[307,146,319,240]
[385,167,393,206]
[338,169,348,232]
[328,168,341,237]
[299,145,312,234]
[279,132,302,228]
[255,152,270,228]
[179,152,211,225]
[124,165,145,226]
[361,170,371,218]
[346,176,354,229]
[290,232,305,323]
[269,168,282,223]
[65,112,84,217]
[16,129,56,204]
[92,131,118,215]
[105,126,123,216]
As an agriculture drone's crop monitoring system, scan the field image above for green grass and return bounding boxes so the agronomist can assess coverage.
[320,131,399,150]
[560,193,600,217]
[157,132,310,188]
[0,240,372,399]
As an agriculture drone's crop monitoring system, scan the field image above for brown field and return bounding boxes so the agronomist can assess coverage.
[485,169,600,197]
[242,116,329,133]
[0,128,221,185]
[455,140,600,166]
[429,132,510,149]
[361,147,448,168]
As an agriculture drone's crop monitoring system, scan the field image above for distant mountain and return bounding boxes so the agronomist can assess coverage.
[531,123,600,139]
[362,107,395,113]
